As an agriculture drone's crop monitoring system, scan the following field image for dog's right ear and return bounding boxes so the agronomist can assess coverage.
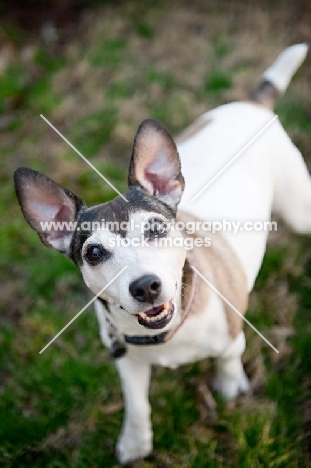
[14,167,85,254]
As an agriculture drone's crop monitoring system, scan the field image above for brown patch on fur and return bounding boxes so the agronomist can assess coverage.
[249,79,281,109]
[177,211,248,339]
[181,258,194,311]
[180,249,210,323]
[175,116,213,145]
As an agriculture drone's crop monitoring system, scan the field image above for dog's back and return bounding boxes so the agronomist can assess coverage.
[178,44,309,289]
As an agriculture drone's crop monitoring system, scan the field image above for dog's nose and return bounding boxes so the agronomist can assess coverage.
[129,274,162,303]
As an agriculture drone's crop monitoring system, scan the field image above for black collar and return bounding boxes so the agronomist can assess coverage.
[124,331,168,345]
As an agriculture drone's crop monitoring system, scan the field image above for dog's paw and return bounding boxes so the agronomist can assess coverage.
[212,368,250,400]
[116,431,152,465]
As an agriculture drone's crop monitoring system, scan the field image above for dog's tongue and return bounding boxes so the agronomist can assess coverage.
[145,305,164,317]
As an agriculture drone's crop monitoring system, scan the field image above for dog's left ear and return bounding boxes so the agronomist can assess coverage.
[128,119,185,210]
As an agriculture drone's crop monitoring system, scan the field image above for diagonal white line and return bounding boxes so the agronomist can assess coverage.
[40,114,128,202]
[191,266,279,353]
[190,115,278,202]
[39,266,128,354]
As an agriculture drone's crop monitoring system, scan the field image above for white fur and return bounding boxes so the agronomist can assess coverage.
[263,43,308,93]
[83,211,185,336]
[89,45,311,464]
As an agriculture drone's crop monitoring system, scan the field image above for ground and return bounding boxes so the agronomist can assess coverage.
[1,0,311,466]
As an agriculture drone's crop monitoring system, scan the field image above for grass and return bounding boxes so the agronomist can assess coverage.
[90,37,127,68]
[145,67,176,90]
[203,70,232,93]
[0,63,28,114]
[1,1,311,467]
[68,108,119,157]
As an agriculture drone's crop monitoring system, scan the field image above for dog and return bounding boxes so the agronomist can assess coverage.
[14,44,310,464]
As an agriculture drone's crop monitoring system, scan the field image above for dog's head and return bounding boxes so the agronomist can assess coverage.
[14,119,187,335]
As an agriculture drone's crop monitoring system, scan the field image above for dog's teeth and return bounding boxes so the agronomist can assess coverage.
[138,303,172,324]
[158,310,167,320]
[146,308,169,322]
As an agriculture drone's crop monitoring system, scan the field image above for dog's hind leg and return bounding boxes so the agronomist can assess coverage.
[116,356,152,464]
[272,131,311,235]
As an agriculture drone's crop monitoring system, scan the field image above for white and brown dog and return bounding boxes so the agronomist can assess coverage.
[14,44,310,463]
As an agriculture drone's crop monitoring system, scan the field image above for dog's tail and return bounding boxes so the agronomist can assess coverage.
[249,43,308,109]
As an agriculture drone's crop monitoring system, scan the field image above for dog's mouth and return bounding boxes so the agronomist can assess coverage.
[135,301,174,330]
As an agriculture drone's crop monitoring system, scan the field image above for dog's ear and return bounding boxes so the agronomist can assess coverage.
[128,119,185,210]
[14,167,85,254]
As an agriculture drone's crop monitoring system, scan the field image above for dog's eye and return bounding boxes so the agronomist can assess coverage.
[85,245,107,265]
[148,219,168,239]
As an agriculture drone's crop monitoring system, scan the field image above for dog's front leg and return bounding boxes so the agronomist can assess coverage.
[116,355,152,464]
[212,332,250,400]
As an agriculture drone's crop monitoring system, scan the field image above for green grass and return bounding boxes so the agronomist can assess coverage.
[26,76,62,114]
[1,2,311,467]
[213,40,233,58]
[145,67,176,90]
[68,108,119,157]
[276,99,311,134]
[148,95,189,133]
[90,37,127,67]
[0,63,28,113]
[133,20,155,39]
[77,163,128,205]
[203,70,232,93]
[106,80,135,100]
